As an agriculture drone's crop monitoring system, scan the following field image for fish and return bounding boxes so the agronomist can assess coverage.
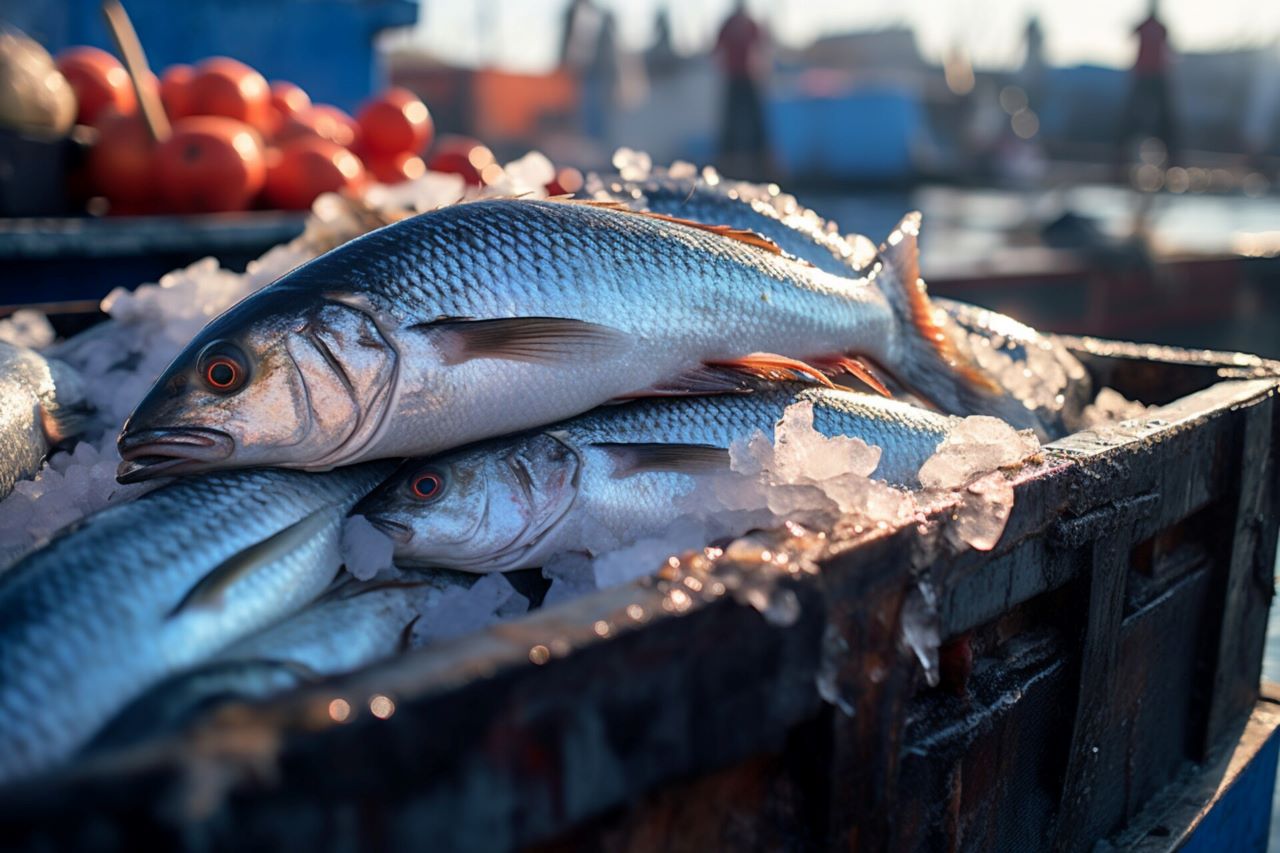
[82,575,463,755]
[117,197,1016,482]
[0,340,91,498]
[354,387,953,573]
[0,462,391,784]
[591,170,1092,438]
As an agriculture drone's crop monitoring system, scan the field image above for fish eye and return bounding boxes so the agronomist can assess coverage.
[410,470,446,501]
[197,343,248,394]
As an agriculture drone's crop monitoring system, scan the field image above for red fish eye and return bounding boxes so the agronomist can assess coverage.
[204,356,242,391]
[411,471,444,500]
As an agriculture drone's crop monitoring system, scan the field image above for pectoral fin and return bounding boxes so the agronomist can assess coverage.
[423,317,630,366]
[595,442,729,478]
[169,511,334,617]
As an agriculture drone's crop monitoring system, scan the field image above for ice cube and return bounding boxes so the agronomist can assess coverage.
[413,573,515,645]
[0,310,55,349]
[917,416,1039,491]
[340,515,397,581]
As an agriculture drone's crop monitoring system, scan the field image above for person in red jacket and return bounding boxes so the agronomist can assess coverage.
[1118,1,1178,165]
[714,1,770,174]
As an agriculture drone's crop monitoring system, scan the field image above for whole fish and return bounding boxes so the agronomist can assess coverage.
[355,387,953,572]
[0,341,91,498]
[0,462,390,784]
[83,575,463,755]
[117,197,1021,481]
[592,170,1091,438]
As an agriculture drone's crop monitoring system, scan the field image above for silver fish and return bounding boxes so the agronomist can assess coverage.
[0,341,91,498]
[82,575,463,755]
[116,198,1017,481]
[0,462,390,784]
[355,387,953,573]
[593,171,1091,437]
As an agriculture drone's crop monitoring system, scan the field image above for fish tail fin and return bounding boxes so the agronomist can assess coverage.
[873,213,1010,417]
[40,357,94,446]
[875,212,993,394]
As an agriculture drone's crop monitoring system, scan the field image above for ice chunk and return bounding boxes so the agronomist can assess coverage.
[412,573,523,645]
[611,147,652,181]
[340,515,396,581]
[947,472,1015,552]
[917,416,1038,491]
[0,310,55,349]
[1081,387,1150,427]
[901,581,941,686]
[541,552,596,607]
[488,151,555,196]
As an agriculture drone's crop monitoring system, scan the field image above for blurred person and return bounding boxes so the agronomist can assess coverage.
[560,0,620,145]
[1117,0,1178,166]
[714,0,770,175]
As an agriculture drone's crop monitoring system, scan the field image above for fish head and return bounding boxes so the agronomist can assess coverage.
[118,287,399,482]
[357,432,582,572]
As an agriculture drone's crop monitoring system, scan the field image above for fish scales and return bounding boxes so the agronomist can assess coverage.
[119,199,900,479]
[0,462,391,783]
[356,387,952,573]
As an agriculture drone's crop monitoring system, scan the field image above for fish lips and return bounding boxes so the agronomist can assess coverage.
[116,427,236,482]
[365,515,414,545]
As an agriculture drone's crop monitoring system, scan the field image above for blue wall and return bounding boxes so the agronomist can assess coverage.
[0,0,417,112]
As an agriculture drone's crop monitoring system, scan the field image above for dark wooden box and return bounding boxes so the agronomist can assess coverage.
[1,338,1277,852]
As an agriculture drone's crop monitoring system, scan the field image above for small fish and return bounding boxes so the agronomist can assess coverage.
[82,575,463,755]
[0,462,391,784]
[117,197,1007,481]
[0,341,91,498]
[593,170,1091,437]
[355,387,953,573]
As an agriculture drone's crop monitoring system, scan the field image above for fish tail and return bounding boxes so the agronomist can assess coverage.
[873,214,1044,431]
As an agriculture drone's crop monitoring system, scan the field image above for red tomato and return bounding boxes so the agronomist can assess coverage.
[364,150,427,185]
[88,107,157,212]
[276,104,358,149]
[160,64,196,120]
[57,46,136,125]
[426,136,494,186]
[262,137,365,210]
[155,116,266,213]
[188,57,271,131]
[545,166,584,196]
[356,87,433,156]
[267,81,311,135]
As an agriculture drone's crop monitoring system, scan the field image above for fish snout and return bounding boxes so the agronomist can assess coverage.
[366,515,414,545]
[116,427,235,482]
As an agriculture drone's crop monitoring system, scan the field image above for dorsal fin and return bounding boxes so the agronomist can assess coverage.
[568,198,786,255]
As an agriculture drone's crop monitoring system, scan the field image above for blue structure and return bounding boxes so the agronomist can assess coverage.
[768,86,924,181]
[0,0,417,112]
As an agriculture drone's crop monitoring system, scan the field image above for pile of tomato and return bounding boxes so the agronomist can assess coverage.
[55,46,529,215]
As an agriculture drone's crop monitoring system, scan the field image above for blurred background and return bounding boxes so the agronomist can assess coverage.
[3,0,1279,359]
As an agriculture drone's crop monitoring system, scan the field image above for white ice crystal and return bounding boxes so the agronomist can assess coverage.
[0,310,55,349]
[340,515,397,581]
[1081,387,1150,427]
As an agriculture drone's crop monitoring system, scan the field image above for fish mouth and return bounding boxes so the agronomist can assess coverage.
[116,427,235,483]
[366,515,413,545]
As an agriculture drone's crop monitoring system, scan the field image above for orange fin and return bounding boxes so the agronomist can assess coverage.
[568,199,785,255]
[807,355,893,398]
[877,214,1001,395]
[705,353,837,388]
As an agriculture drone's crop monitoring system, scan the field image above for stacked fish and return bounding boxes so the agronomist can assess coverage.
[0,171,1092,783]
